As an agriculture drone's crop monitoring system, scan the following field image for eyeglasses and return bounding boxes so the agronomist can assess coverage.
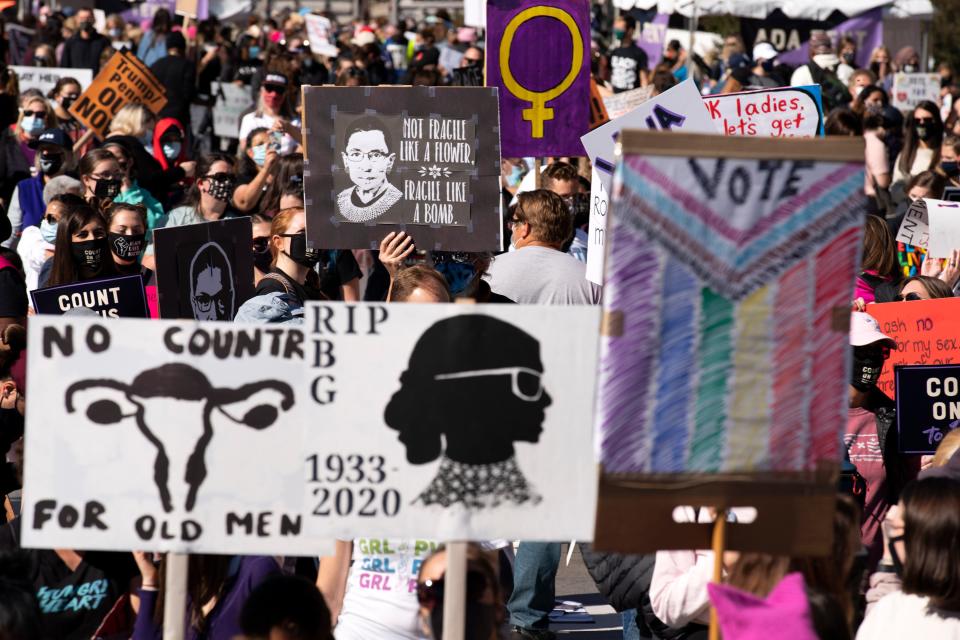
[262,84,286,94]
[21,110,46,117]
[344,149,390,162]
[416,571,489,610]
[434,366,544,401]
[895,292,923,301]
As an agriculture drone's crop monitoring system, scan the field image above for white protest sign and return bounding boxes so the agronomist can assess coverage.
[11,66,93,96]
[702,85,824,138]
[602,85,653,120]
[891,73,941,111]
[305,14,339,57]
[464,0,486,28]
[586,168,608,285]
[22,315,331,556]
[580,78,717,190]
[896,199,929,248]
[211,81,255,139]
[439,46,464,73]
[301,302,600,541]
[926,198,960,258]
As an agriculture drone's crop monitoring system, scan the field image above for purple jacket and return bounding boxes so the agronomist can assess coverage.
[132,556,280,640]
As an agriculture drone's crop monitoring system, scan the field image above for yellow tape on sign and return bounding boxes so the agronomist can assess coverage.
[498,5,584,139]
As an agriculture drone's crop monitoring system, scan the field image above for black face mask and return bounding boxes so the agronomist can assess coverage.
[94,177,121,199]
[207,177,236,203]
[71,237,107,276]
[108,232,145,260]
[282,233,320,268]
[915,123,941,142]
[253,238,272,272]
[81,21,96,34]
[851,344,887,391]
[61,96,76,110]
[39,152,64,176]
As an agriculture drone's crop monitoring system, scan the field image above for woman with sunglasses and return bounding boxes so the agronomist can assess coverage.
[15,94,58,167]
[17,193,78,296]
[893,102,943,186]
[858,477,960,639]
[104,202,153,284]
[250,212,272,286]
[238,70,301,156]
[895,275,953,301]
[101,140,166,241]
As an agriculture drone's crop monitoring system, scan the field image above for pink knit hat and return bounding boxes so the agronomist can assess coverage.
[708,573,818,640]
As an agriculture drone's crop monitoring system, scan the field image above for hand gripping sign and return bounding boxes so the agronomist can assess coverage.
[487,0,590,157]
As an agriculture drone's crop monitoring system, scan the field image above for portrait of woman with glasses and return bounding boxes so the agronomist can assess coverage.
[336,115,403,223]
[384,314,550,509]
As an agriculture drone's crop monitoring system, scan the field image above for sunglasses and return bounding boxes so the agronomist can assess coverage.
[895,292,923,301]
[22,110,46,117]
[915,118,935,125]
[252,237,270,253]
[262,84,286,94]
[434,366,544,401]
[205,172,235,183]
[416,570,489,610]
[43,213,58,224]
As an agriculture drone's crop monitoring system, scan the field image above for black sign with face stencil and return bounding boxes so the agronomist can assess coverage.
[895,364,960,454]
[153,218,254,321]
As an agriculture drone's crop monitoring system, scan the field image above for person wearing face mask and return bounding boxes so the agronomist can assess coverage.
[939,134,960,188]
[893,101,943,186]
[150,118,190,205]
[59,7,111,73]
[46,78,89,151]
[894,46,921,76]
[837,35,858,83]
[747,42,781,88]
[101,140,165,241]
[16,96,58,167]
[137,8,172,67]
[41,200,117,288]
[238,71,302,156]
[233,128,277,213]
[104,202,152,284]
[250,213,272,286]
[608,15,649,93]
[78,148,123,212]
[869,45,895,90]
[17,192,82,297]
[249,207,323,306]
[155,153,237,231]
[845,312,919,573]
[3,128,74,251]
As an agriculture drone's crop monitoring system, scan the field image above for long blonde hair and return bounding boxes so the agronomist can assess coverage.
[108,103,155,138]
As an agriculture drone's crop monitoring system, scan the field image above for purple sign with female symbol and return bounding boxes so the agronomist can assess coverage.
[487,0,590,157]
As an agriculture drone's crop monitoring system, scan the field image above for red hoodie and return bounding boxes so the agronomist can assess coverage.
[152,117,187,171]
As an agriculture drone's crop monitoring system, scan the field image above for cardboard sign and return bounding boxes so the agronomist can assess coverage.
[301,86,502,252]
[891,73,941,111]
[703,85,824,138]
[926,199,960,258]
[31,274,148,319]
[486,0,591,157]
[593,132,865,553]
[22,315,331,554]
[11,66,93,97]
[895,364,960,454]
[580,79,717,188]
[153,218,254,321]
[586,168,607,285]
[602,85,653,120]
[211,81,255,139]
[69,51,167,139]
[304,14,338,57]
[896,199,929,248]
[867,298,960,399]
[301,302,600,540]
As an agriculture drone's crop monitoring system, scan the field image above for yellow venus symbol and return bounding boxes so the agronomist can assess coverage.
[498,6,584,139]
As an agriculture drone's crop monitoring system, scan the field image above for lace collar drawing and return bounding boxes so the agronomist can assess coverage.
[416,455,542,509]
[336,183,402,222]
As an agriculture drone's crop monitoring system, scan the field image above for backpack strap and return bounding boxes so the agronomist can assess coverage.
[261,272,295,295]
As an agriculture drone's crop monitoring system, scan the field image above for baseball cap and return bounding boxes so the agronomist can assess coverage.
[849,312,897,348]
[727,53,751,70]
[411,47,440,68]
[28,128,70,150]
[263,73,289,88]
[752,42,778,62]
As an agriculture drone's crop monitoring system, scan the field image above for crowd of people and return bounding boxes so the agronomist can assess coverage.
[0,3,956,640]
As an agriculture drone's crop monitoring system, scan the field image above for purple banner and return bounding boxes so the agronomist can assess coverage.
[637,13,670,70]
[742,8,883,69]
[487,0,591,157]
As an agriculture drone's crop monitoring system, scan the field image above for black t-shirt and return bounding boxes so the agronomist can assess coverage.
[317,250,362,301]
[0,519,137,640]
[609,44,649,93]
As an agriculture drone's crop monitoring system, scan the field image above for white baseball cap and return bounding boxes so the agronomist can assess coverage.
[752,42,778,62]
[850,312,896,348]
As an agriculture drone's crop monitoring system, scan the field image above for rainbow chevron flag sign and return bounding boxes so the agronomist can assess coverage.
[596,132,866,475]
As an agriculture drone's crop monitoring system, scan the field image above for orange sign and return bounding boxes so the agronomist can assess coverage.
[867,298,960,398]
[69,51,167,139]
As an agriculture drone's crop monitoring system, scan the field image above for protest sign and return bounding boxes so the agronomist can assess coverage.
[301,86,502,252]
[585,169,607,285]
[895,364,960,454]
[486,0,591,157]
[891,73,941,111]
[69,51,167,139]
[867,298,960,399]
[175,0,208,18]
[31,274,148,319]
[944,186,960,202]
[22,315,331,555]
[703,85,824,138]
[594,132,865,554]
[304,13,338,57]
[153,218,254,321]
[580,79,717,186]
[11,66,93,97]
[602,85,653,120]
[211,81,255,139]
[895,198,929,248]
[925,199,960,258]
[301,302,600,541]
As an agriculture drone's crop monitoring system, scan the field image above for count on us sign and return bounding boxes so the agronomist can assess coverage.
[895,364,960,454]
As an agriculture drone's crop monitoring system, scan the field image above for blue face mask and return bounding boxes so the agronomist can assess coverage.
[252,144,267,167]
[507,164,523,187]
[162,141,182,159]
[434,261,477,295]
[40,218,57,243]
[248,45,261,58]
[21,115,43,135]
